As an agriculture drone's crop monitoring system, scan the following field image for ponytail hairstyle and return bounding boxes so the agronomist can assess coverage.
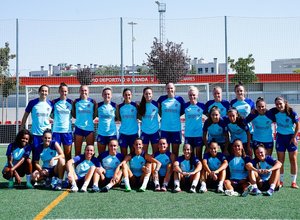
[43,128,52,137]
[256,96,265,106]
[38,84,50,93]
[139,87,152,117]
[232,139,246,157]
[275,96,293,116]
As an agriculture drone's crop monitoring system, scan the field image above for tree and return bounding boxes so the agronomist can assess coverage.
[146,38,190,84]
[228,54,257,86]
[0,42,16,122]
[76,68,95,85]
[293,69,300,73]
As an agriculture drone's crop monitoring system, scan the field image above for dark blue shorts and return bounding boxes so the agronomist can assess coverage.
[184,136,203,148]
[119,133,139,148]
[52,132,73,145]
[140,131,160,145]
[276,133,298,152]
[160,130,182,144]
[97,135,117,145]
[74,126,94,137]
[33,135,43,151]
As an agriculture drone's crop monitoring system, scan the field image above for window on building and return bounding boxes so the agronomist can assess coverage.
[205,68,208,73]
[211,67,214,73]
[198,68,203,74]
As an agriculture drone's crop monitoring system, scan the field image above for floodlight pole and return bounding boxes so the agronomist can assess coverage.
[128,21,137,84]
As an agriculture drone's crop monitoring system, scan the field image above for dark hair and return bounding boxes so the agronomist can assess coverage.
[108,138,118,145]
[256,97,265,105]
[274,96,293,116]
[227,107,246,129]
[234,82,245,92]
[207,106,221,123]
[253,143,266,162]
[183,144,195,170]
[139,87,153,117]
[59,82,68,90]
[122,88,132,96]
[102,87,112,95]
[38,84,50,93]
[14,129,33,148]
[43,128,52,136]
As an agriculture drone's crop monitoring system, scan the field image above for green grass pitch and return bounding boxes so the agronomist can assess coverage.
[0,145,299,219]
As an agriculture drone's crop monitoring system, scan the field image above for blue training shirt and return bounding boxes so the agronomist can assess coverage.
[98,151,124,178]
[203,118,227,143]
[154,150,172,176]
[251,155,277,181]
[269,107,299,135]
[224,117,249,143]
[52,98,73,133]
[73,154,100,178]
[204,100,230,117]
[33,140,58,169]
[141,100,159,135]
[97,101,117,136]
[227,155,250,180]
[157,95,185,132]
[203,152,226,171]
[118,102,138,135]
[25,98,53,136]
[5,143,32,166]
[129,151,147,177]
[184,102,205,137]
[74,98,95,132]
[176,155,200,172]
[245,111,274,142]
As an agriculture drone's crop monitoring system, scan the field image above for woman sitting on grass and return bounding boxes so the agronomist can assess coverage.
[200,141,228,193]
[66,144,100,192]
[173,144,202,193]
[246,144,282,196]
[92,139,124,192]
[121,138,162,192]
[2,129,33,189]
[152,138,175,192]
[31,129,65,190]
[224,139,251,197]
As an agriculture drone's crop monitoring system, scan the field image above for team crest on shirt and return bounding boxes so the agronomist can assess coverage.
[286,118,290,123]
[197,109,200,112]
[175,104,178,107]
[47,107,51,112]
[152,109,155,112]
[131,109,134,112]
[245,106,248,109]
[87,104,90,107]
[218,128,222,132]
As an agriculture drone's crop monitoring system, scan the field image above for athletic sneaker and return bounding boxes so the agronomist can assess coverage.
[173,185,181,193]
[100,186,109,193]
[279,181,284,188]
[249,188,262,196]
[263,188,274,196]
[161,184,167,192]
[70,185,78,192]
[217,185,224,193]
[199,185,207,193]
[54,182,62,191]
[91,185,100,192]
[26,182,34,189]
[80,187,87,193]
[138,187,146,192]
[8,180,14,189]
[225,190,239,197]
[125,185,131,192]
[189,185,196,193]
[241,185,252,197]
[155,184,161,191]
[291,182,299,189]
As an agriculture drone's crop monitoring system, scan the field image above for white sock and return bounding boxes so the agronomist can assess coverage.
[201,181,206,187]
[270,183,276,190]
[124,177,130,188]
[174,180,180,188]
[191,179,199,188]
[26,175,31,183]
[82,182,89,190]
[154,180,160,186]
[280,174,284,182]
[252,184,258,189]
[291,174,297,183]
[218,181,224,187]
[106,183,113,189]
[71,180,76,186]
[163,182,168,187]
[141,176,150,189]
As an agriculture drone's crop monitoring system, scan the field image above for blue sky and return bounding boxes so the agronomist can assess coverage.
[1,0,300,75]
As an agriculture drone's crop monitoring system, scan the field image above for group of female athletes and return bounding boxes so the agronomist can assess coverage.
[2,82,299,196]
